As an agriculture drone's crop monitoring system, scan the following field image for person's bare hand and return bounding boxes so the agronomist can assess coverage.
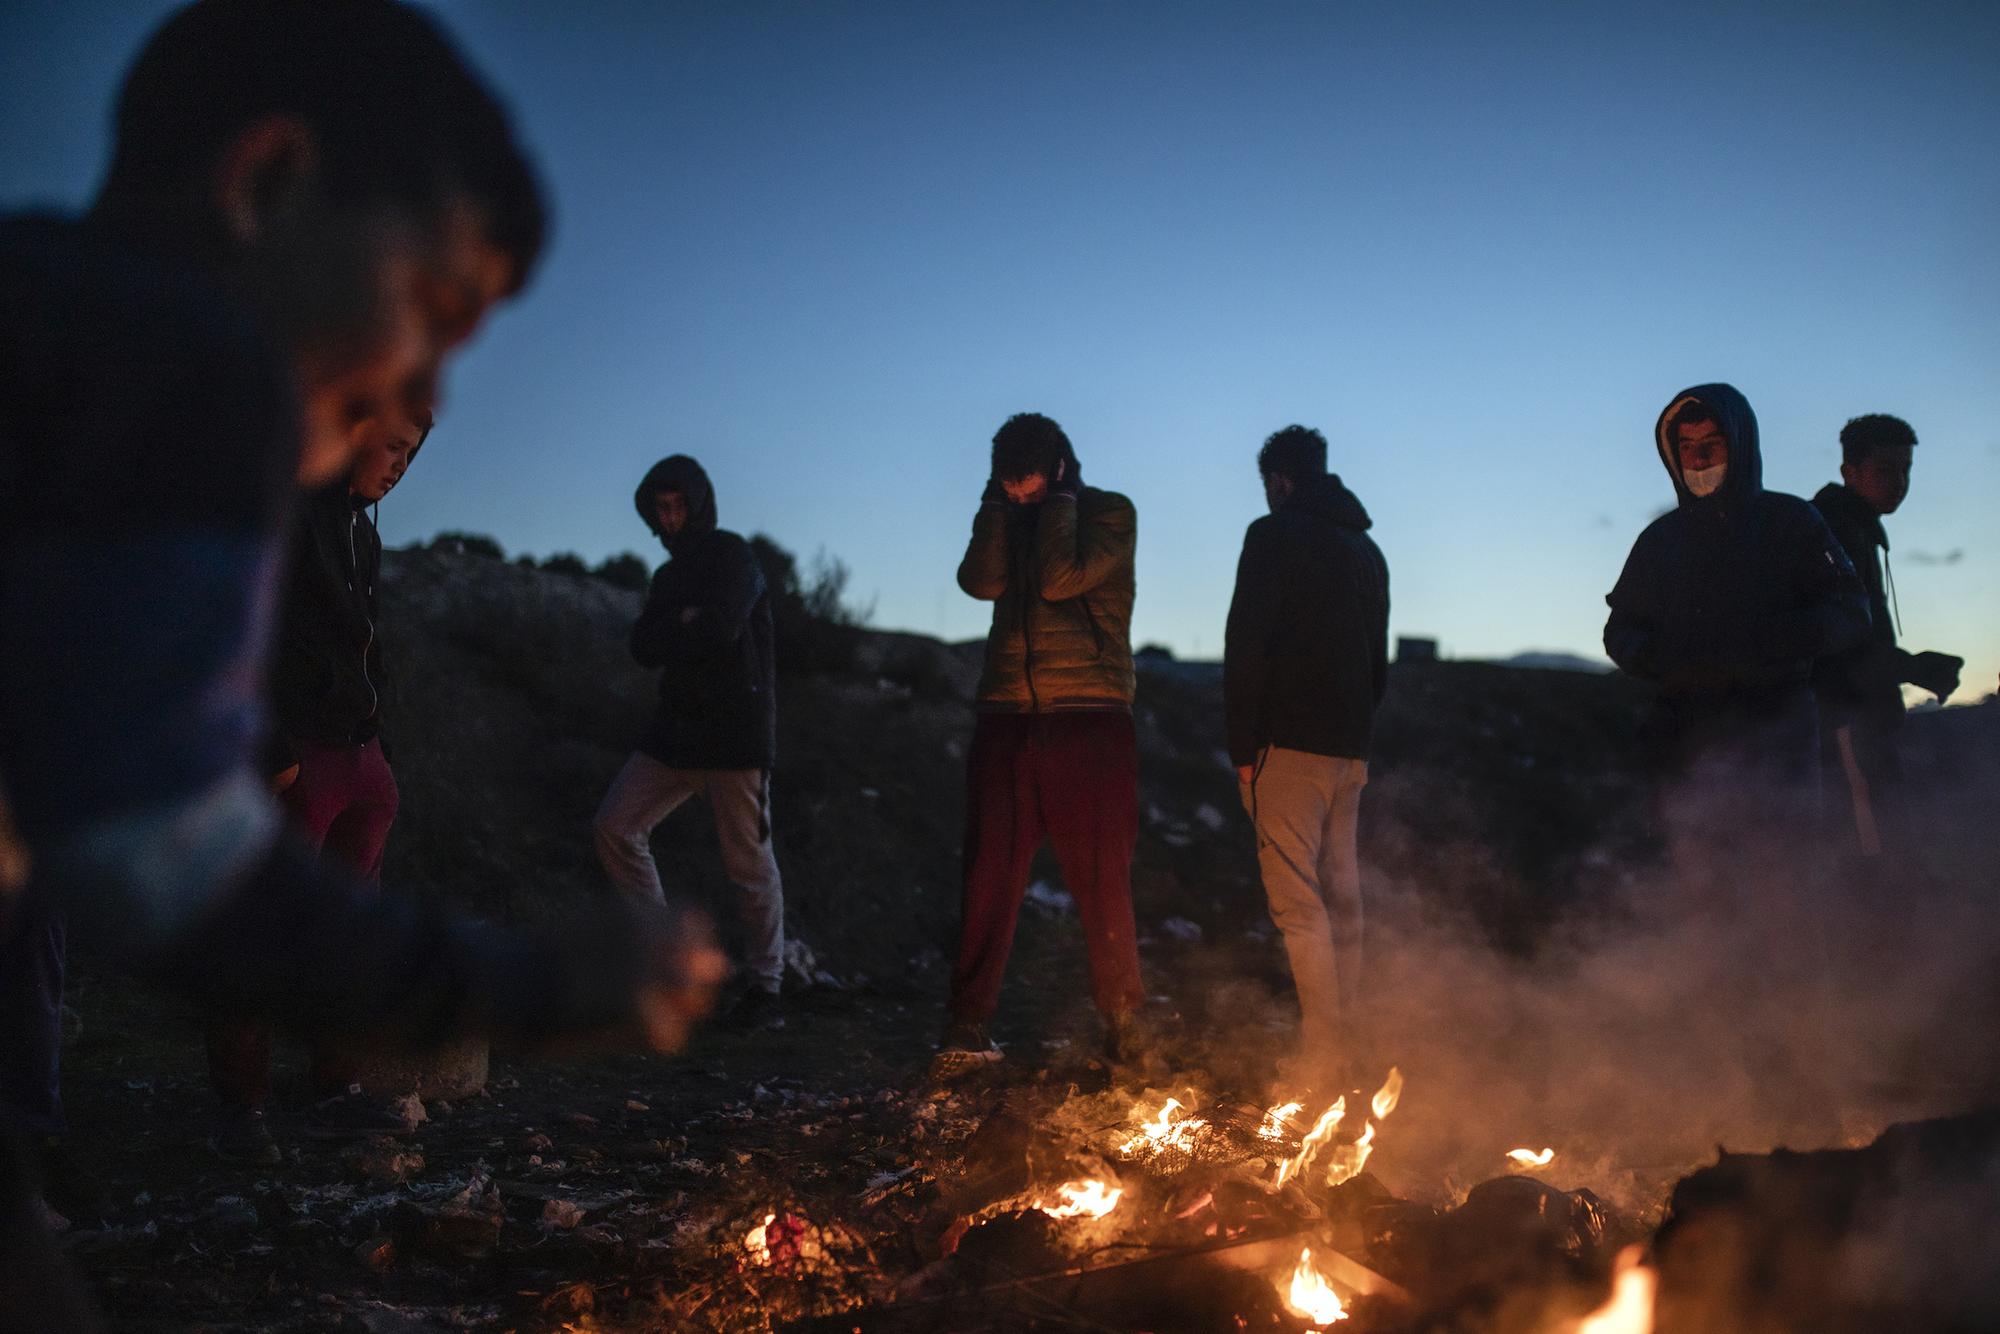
[632,907,729,1052]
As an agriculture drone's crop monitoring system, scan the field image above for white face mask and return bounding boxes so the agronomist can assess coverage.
[1684,464,1726,497]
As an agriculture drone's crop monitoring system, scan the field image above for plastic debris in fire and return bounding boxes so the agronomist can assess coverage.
[1117,1096,1209,1161]
[1284,1246,1351,1325]
[1257,1100,1305,1141]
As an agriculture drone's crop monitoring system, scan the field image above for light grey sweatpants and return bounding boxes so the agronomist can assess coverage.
[1240,747,1368,1083]
[592,752,785,992]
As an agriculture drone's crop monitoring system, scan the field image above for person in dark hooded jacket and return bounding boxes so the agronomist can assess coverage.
[593,456,785,1026]
[1810,414,1961,857]
[1605,383,1870,827]
[205,403,431,1163]
[1225,426,1389,1092]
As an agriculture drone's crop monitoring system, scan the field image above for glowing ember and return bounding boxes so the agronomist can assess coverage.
[1033,1178,1124,1220]
[1575,1245,1656,1334]
[1274,1097,1345,1188]
[1508,1147,1556,1168]
[1118,1096,1208,1158]
[1258,1100,1305,1141]
[1284,1246,1350,1325]
[743,1212,777,1266]
[1370,1067,1405,1120]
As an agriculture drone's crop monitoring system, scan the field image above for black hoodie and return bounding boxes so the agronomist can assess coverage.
[1604,384,1868,765]
[266,481,389,768]
[1224,472,1390,766]
[628,456,775,769]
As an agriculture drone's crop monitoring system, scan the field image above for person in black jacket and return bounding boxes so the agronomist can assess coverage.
[1606,387,1874,1137]
[1606,385,1871,855]
[1224,425,1389,1091]
[594,456,785,1027]
[1811,414,1961,857]
[204,404,432,1163]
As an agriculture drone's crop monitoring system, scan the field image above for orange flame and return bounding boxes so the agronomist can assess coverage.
[1575,1245,1655,1334]
[1284,1246,1350,1325]
[1033,1178,1123,1220]
[1370,1068,1404,1120]
[1507,1147,1556,1169]
[1274,1097,1345,1188]
[743,1212,776,1266]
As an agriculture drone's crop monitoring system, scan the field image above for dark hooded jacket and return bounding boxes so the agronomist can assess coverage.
[1604,384,1869,773]
[1811,481,1913,739]
[266,481,389,770]
[1224,473,1390,766]
[629,456,775,770]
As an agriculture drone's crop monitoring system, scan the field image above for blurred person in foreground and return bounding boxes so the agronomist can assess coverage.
[1810,413,1962,863]
[0,1,722,1323]
[1604,384,1869,1137]
[1224,425,1389,1097]
[933,413,1147,1078]
[595,456,787,1031]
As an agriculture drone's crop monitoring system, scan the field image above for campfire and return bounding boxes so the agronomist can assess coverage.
[723,1057,1660,1333]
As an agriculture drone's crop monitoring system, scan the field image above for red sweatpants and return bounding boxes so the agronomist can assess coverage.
[949,711,1144,1023]
[207,738,398,1109]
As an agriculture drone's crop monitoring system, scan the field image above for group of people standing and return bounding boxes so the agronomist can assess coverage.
[0,2,1971,1327]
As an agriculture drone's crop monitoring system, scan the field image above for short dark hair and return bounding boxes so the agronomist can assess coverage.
[991,412,1072,483]
[1839,413,1917,466]
[106,0,548,290]
[1257,425,1328,485]
[1666,399,1719,439]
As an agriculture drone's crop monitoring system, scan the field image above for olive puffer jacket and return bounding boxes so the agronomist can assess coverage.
[956,488,1137,712]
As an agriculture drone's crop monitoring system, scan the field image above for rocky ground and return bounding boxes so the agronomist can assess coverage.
[50,548,2000,1331]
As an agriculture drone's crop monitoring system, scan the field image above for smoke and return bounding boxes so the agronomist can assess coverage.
[1347,729,2000,1218]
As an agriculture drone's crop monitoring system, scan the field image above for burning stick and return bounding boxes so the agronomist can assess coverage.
[1507,1147,1556,1170]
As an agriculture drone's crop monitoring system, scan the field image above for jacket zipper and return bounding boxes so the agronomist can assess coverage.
[350,511,379,722]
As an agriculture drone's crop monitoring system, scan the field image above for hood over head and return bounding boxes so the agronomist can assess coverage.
[1655,383,1761,506]
[634,454,718,552]
[1286,471,1372,530]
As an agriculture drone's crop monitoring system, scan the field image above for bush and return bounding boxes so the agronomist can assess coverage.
[748,533,870,676]
[593,552,652,592]
[430,531,506,560]
[539,552,589,579]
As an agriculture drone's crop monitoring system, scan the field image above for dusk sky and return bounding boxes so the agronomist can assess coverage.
[5,2,1995,697]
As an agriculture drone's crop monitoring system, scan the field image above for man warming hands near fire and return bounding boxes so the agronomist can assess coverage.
[933,413,1148,1078]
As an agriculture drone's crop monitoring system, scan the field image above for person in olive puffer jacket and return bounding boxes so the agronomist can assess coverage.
[933,413,1146,1078]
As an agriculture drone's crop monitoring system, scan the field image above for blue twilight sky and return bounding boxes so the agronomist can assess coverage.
[4,2,1996,693]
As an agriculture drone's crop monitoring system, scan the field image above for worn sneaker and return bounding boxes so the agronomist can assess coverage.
[205,1108,282,1168]
[301,1086,425,1140]
[718,986,786,1032]
[930,1020,1003,1081]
